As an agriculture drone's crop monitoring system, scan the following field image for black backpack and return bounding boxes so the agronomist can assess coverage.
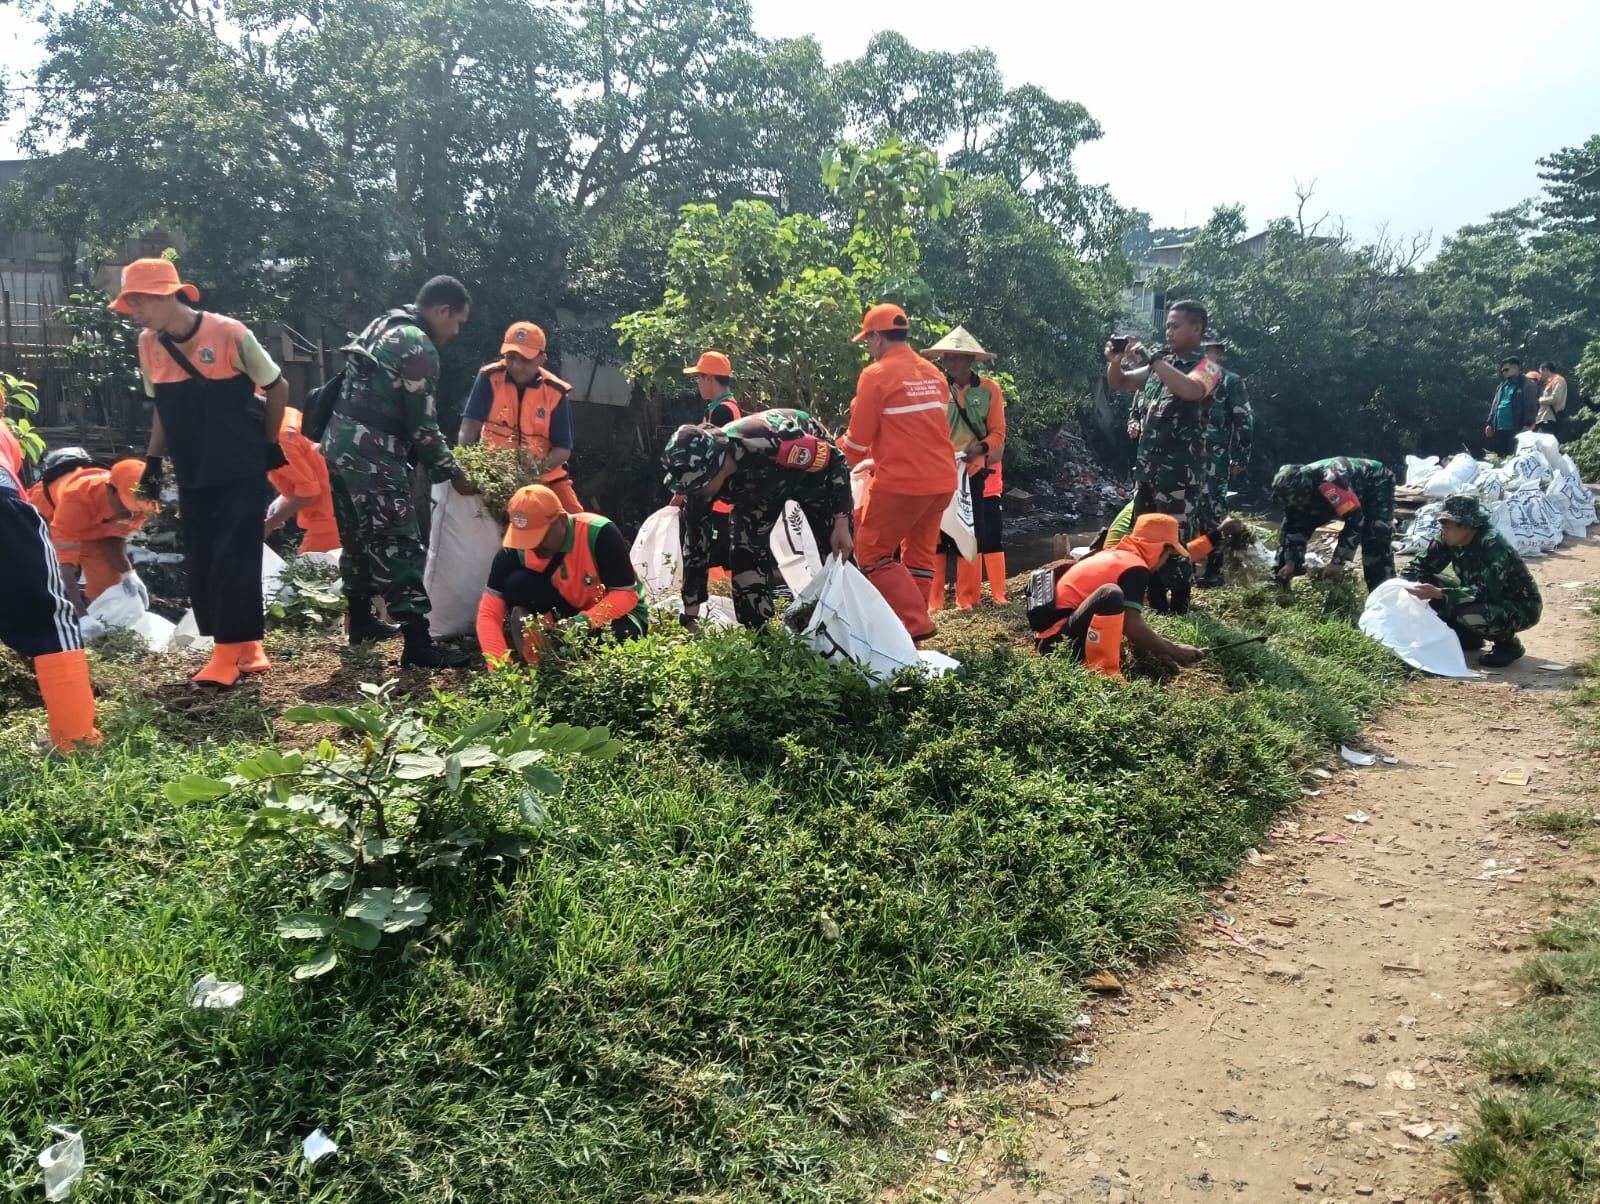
[301,369,348,444]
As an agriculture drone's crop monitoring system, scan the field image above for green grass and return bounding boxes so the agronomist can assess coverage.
[0,587,1405,1202]
[1452,909,1600,1202]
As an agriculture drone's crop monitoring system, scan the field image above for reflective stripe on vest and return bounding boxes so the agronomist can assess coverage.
[481,362,573,480]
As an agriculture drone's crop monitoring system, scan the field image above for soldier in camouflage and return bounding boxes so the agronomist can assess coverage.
[1402,493,1541,667]
[1196,335,1253,587]
[1271,456,1396,589]
[1108,300,1222,613]
[323,275,478,668]
[663,408,855,628]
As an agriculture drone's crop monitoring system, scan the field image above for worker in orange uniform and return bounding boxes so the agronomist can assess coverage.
[683,350,742,578]
[924,326,1008,610]
[264,406,341,552]
[474,484,647,669]
[0,416,101,750]
[1030,513,1203,675]
[46,457,159,614]
[838,304,955,641]
[457,321,581,513]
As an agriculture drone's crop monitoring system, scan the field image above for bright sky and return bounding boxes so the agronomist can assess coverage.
[753,0,1600,249]
[3,0,1596,252]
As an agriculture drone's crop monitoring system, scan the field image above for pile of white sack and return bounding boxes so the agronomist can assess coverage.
[1400,432,1598,558]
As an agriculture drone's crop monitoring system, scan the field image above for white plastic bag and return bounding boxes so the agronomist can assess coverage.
[629,505,683,604]
[261,544,287,604]
[423,483,504,639]
[850,460,873,512]
[1422,452,1479,499]
[85,587,143,631]
[1551,467,1596,534]
[791,556,919,682]
[1506,450,1552,487]
[940,461,977,561]
[1358,579,1477,678]
[1398,502,1444,554]
[172,609,213,654]
[1404,455,1439,487]
[1496,491,1564,555]
[1516,430,1564,472]
[38,1127,84,1202]
[770,501,823,596]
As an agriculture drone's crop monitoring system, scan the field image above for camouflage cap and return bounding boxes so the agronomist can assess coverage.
[661,423,731,492]
[1439,493,1492,529]
[1270,464,1299,498]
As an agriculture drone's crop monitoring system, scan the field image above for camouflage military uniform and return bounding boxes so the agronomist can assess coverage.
[1402,495,1541,643]
[322,307,459,622]
[1202,369,1253,522]
[1130,350,1221,610]
[1271,457,1396,589]
[667,409,853,628]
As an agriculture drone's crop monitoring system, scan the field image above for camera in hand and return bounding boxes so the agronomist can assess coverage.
[1109,335,1129,353]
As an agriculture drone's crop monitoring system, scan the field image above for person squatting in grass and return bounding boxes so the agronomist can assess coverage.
[1270,456,1397,590]
[1109,300,1223,616]
[115,257,289,689]
[1402,493,1542,668]
[0,417,101,750]
[662,408,854,629]
[475,484,647,669]
[457,321,583,514]
[1032,513,1204,677]
[38,457,158,615]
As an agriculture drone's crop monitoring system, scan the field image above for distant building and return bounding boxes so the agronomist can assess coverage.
[1120,230,1337,328]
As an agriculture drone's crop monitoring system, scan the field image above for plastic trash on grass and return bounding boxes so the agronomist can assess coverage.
[38,1127,84,1201]
[186,974,245,1009]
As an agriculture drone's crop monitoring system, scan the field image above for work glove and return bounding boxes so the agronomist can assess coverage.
[77,614,105,643]
[118,570,149,609]
[264,441,288,472]
[138,457,164,501]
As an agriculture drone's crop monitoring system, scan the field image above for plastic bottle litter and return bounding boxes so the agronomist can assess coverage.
[1340,746,1378,767]
[38,1127,84,1202]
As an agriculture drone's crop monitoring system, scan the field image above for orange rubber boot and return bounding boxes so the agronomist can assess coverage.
[955,554,983,610]
[237,640,271,674]
[192,642,244,688]
[927,554,949,612]
[984,552,1009,603]
[34,649,103,751]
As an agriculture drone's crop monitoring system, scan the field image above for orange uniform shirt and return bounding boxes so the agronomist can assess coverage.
[49,467,146,566]
[841,342,956,496]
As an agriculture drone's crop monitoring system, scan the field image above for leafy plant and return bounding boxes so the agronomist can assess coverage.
[452,442,545,524]
[164,681,622,978]
[0,371,45,464]
[266,553,345,630]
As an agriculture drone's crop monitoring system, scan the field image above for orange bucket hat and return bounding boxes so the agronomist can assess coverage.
[109,458,160,514]
[108,258,200,315]
[501,321,547,357]
[683,350,733,377]
[1119,514,1187,569]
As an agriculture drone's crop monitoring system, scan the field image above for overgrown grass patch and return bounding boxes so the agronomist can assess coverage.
[0,587,1404,1202]
[1453,909,1600,1202]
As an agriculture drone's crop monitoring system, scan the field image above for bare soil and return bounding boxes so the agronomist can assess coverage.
[915,541,1600,1204]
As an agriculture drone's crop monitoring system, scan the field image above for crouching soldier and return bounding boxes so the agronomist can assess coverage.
[661,408,855,628]
[1272,456,1396,589]
[475,485,646,669]
[1029,514,1203,676]
[1403,494,1541,668]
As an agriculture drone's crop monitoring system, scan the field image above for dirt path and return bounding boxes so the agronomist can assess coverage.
[936,541,1600,1204]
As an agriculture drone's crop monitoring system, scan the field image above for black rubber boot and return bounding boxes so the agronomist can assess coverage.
[1479,636,1525,668]
[346,595,401,644]
[1197,550,1225,589]
[1453,627,1485,652]
[399,620,469,669]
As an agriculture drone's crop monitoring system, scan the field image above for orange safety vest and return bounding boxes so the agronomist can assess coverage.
[522,513,646,622]
[1038,547,1155,675]
[479,361,573,481]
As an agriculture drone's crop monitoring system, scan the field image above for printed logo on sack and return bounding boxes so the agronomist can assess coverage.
[512,512,529,528]
[199,347,216,364]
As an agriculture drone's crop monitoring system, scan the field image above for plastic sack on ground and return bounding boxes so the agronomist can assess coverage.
[655,595,738,629]
[1398,501,1444,554]
[769,501,823,596]
[939,460,977,561]
[1516,430,1564,472]
[1496,491,1564,556]
[84,590,175,652]
[261,544,287,604]
[38,1126,84,1202]
[1471,462,1504,502]
[1552,468,1597,534]
[917,649,961,677]
[1404,455,1440,487]
[1505,449,1552,487]
[1358,579,1477,678]
[789,556,919,682]
[1422,452,1479,499]
[423,483,505,639]
[629,505,682,604]
[172,609,214,654]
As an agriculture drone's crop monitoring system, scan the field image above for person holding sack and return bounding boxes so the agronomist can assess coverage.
[112,257,288,688]
[1030,513,1203,676]
[45,457,159,614]
[925,326,1008,610]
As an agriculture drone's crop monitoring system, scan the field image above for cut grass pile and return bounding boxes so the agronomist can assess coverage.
[0,585,1405,1202]
[1452,908,1600,1201]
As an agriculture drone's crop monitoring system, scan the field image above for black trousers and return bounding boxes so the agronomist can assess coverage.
[179,479,265,643]
[0,471,81,657]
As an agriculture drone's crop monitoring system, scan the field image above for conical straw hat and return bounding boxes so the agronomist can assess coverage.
[923,325,994,361]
